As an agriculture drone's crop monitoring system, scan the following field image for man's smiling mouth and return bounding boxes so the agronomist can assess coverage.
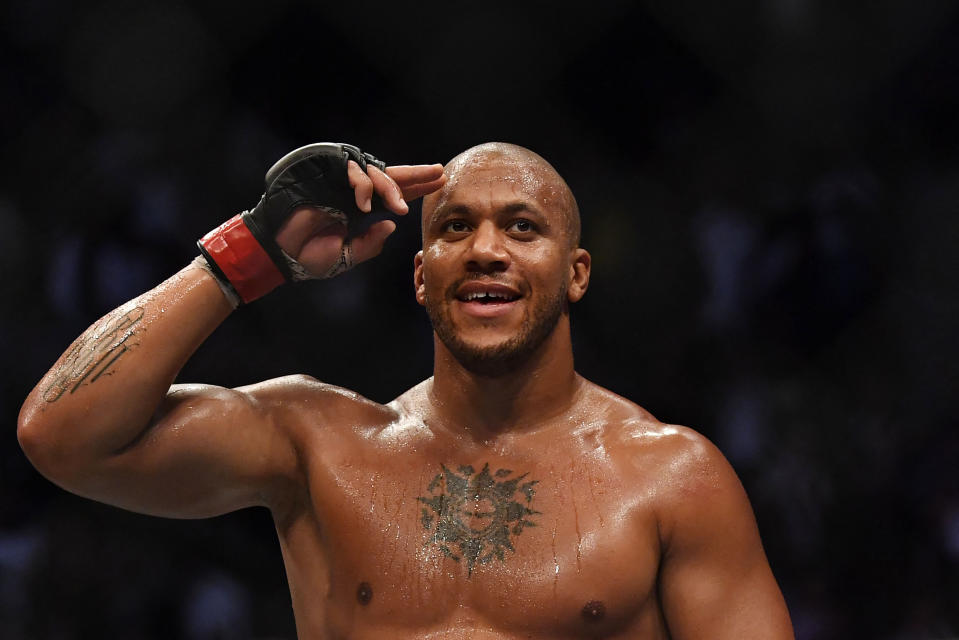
[458,291,521,303]
[453,282,524,316]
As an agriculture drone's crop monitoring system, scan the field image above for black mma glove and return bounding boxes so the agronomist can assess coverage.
[197,142,386,305]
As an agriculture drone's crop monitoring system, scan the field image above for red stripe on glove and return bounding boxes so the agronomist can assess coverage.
[199,214,285,303]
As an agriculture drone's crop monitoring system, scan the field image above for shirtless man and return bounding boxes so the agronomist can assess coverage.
[18,141,794,638]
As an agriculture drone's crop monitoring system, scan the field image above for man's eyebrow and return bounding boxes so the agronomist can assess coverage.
[499,201,546,219]
[429,201,547,228]
[427,204,471,228]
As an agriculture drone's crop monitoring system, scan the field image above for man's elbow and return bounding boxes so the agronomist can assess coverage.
[20,402,58,475]
[17,399,89,486]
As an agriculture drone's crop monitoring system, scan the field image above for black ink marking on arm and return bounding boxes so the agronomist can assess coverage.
[417,462,541,577]
[43,307,145,403]
[88,346,129,383]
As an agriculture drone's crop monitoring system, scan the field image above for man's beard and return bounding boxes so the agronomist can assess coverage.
[425,280,568,377]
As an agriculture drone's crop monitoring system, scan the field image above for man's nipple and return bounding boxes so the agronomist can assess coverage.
[357,582,373,606]
[581,600,606,622]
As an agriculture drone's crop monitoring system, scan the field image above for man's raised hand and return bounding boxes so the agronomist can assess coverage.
[276,161,446,276]
[196,143,446,305]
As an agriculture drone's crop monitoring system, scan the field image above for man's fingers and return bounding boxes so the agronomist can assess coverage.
[385,165,447,201]
[350,219,397,263]
[352,162,445,219]
[385,164,445,186]
[367,165,408,215]
[399,176,449,201]
[347,160,373,212]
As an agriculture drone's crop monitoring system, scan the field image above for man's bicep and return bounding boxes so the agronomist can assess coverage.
[657,432,793,639]
[78,381,301,519]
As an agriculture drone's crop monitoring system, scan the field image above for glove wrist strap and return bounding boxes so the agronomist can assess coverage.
[197,213,286,304]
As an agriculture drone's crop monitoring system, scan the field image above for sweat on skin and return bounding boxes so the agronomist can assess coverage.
[18,142,794,639]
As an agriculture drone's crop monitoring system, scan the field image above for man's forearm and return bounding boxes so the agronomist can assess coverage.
[18,261,234,473]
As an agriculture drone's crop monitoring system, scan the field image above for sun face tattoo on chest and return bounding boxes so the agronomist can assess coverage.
[417,463,541,577]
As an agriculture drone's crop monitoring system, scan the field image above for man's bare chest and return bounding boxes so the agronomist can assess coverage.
[293,434,664,637]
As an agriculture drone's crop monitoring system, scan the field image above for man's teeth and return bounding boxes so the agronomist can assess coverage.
[463,292,515,301]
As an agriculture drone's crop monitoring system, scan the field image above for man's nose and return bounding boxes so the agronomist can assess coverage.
[465,221,510,272]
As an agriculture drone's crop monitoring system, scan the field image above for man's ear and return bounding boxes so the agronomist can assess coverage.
[567,248,591,303]
[414,250,426,306]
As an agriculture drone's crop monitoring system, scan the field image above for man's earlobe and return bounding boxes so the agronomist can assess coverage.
[414,251,427,306]
[567,248,591,303]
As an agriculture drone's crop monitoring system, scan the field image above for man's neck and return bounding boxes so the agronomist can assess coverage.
[427,325,583,441]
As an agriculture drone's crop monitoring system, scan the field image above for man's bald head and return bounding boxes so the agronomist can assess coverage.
[422,142,581,248]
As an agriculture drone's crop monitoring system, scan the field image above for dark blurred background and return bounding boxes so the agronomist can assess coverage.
[2,0,958,638]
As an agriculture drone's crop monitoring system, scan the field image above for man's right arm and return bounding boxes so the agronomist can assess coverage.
[17,262,304,518]
[18,145,447,519]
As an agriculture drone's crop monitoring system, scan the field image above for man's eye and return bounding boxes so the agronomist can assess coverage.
[443,220,470,233]
[508,219,535,233]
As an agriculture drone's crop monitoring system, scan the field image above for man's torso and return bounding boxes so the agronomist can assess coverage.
[269,377,682,639]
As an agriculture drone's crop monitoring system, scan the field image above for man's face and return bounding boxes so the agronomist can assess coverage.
[414,154,587,376]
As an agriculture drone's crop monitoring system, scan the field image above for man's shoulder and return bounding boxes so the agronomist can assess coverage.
[583,384,749,539]
[385,378,433,417]
[581,381,728,484]
[237,373,373,404]
[236,374,401,429]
